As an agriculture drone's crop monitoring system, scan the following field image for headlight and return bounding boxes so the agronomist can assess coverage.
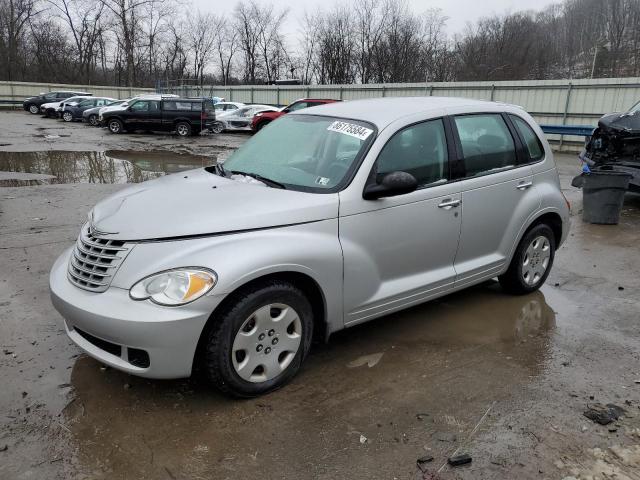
[130,268,217,306]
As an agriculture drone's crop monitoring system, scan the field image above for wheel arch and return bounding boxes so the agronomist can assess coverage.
[173,117,192,124]
[192,270,328,374]
[503,209,564,275]
[525,211,563,249]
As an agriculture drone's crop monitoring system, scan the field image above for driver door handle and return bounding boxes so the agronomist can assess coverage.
[438,198,461,209]
[516,181,533,190]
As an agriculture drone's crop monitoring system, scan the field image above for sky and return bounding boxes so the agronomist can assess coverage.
[193,0,558,42]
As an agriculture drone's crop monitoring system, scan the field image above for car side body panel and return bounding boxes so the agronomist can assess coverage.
[108,219,345,336]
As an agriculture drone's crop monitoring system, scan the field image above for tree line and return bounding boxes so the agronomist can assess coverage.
[1,0,639,88]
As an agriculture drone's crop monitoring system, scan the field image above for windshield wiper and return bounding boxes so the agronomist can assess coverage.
[212,162,227,177]
[229,170,286,189]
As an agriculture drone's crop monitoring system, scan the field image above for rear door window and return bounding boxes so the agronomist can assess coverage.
[453,114,517,177]
[375,119,448,187]
[130,101,149,112]
[509,115,544,161]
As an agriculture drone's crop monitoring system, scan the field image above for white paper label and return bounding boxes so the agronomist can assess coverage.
[327,121,373,140]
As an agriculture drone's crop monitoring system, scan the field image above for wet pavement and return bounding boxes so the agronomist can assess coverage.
[1,110,640,479]
[0,150,224,186]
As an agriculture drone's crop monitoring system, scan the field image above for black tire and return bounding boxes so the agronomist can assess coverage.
[204,280,314,397]
[211,122,224,134]
[88,114,98,126]
[256,120,270,132]
[62,111,73,122]
[108,118,124,134]
[499,223,556,295]
[175,121,192,137]
[28,104,39,114]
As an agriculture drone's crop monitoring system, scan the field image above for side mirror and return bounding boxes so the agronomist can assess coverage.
[282,108,290,113]
[363,171,418,200]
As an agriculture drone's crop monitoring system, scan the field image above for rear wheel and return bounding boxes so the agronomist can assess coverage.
[108,118,123,134]
[499,224,555,295]
[211,122,224,134]
[28,104,39,114]
[62,111,73,122]
[88,114,98,126]
[175,121,192,137]
[203,280,314,397]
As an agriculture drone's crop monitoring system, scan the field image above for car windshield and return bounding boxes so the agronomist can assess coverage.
[221,114,376,192]
[629,101,640,114]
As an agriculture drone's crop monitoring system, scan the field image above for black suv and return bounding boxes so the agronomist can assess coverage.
[102,97,216,136]
[22,91,91,114]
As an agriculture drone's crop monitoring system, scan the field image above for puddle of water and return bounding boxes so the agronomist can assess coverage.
[0,150,221,187]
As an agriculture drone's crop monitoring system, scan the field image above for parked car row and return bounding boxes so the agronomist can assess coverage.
[22,90,341,137]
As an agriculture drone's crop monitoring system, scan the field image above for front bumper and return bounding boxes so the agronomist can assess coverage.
[49,248,223,379]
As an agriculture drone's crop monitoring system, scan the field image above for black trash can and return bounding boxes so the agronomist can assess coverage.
[582,171,632,224]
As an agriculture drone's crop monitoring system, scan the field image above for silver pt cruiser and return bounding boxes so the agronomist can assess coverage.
[50,97,570,397]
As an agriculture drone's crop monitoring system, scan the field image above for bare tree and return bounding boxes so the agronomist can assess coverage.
[0,0,42,80]
[45,0,107,82]
[214,21,239,85]
[187,11,218,87]
[353,0,387,83]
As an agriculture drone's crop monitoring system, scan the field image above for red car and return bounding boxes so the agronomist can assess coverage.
[251,98,340,132]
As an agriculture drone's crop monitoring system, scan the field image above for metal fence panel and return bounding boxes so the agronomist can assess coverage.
[3,77,640,150]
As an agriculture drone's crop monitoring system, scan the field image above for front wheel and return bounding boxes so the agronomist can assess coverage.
[108,119,123,134]
[204,281,314,397]
[62,111,73,122]
[255,120,270,132]
[499,224,555,295]
[28,104,39,114]
[175,121,192,137]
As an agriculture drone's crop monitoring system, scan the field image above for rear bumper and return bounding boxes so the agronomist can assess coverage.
[49,248,222,379]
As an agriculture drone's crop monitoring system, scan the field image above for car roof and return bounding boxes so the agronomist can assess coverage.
[292,96,514,129]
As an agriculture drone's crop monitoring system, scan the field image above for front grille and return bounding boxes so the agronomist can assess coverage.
[67,224,131,292]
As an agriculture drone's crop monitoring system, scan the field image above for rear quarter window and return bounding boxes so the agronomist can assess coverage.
[509,115,544,161]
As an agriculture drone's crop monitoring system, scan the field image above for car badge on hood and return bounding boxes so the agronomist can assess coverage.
[89,222,119,237]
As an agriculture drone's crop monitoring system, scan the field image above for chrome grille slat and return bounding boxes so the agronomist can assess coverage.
[75,241,121,260]
[67,224,131,292]
[80,237,128,251]
[70,256,111,278]
[73,249,117,269]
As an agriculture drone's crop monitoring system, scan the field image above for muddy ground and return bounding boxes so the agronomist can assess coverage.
[1,110,640,480]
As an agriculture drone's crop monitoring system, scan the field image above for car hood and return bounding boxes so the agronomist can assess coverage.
[41,101,61,108]
[90,168,339,241]
[101,106,127,115]
[598,111,640,133]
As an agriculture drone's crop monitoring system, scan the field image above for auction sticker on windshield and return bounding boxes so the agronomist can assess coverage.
[327,121,373,141]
